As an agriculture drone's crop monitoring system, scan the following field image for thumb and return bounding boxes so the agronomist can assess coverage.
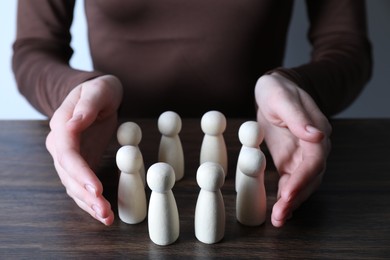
[293,123,324,143]
[66,86,102,134]
[65,75,122,133]
[277,101,325,143]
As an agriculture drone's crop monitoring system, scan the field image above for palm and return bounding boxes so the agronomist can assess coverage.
[264,122,323,198]
[267,125,303,174]
[79,114,117,171]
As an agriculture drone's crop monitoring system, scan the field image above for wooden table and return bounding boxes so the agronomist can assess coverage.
[0,119,389,259]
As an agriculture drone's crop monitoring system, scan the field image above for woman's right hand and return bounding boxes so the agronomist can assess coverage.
[46,75,123,225]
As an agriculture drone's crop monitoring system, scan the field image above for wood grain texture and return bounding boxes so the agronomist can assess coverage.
[0,119,389,259]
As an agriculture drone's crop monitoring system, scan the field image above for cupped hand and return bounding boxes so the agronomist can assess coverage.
[255,73,332,227]
[46,75,123,225]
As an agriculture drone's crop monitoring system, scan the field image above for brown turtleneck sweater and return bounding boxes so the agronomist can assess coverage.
[12,0,372,118]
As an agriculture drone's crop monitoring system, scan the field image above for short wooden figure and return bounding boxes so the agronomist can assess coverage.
[147,162,180,246]
[117,121,146,187]
[200,110,228,176]
[195,162,225,244]
[235,121,264,192]
[116,145,147,224]
[158,111,185,181]
[236,147,266,226]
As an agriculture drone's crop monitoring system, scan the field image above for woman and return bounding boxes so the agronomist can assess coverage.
[13,0,372,227]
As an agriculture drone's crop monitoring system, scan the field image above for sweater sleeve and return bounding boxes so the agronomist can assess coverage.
[272,0,372,116]
[12,0,104,117]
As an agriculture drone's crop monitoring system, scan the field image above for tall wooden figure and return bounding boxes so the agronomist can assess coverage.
[116,145,147,224]
[200,111,228,176]
[117,121,146,187]
[236,147,267,226]
[235,121,264,192]
[158,111,185,181]
[147,162,180,246]
[195,162,225,244]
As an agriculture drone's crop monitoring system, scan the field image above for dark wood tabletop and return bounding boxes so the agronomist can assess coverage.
[0,119,389,259]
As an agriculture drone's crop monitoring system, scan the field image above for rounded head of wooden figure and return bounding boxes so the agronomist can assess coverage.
[158,111,182,137]
[147,162,175,193]
[117,122,142,146]
[238,148,264,177]
[201,110,227,135]
[196,162,225,191]
[238,121,264,147]
[116,145,142,173]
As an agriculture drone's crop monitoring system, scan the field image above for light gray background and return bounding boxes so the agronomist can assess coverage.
[1,1,389,119]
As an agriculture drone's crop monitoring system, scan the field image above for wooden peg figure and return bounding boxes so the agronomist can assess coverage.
[117,121,146,187]
[116,145,147,224]
[200,110,228,176]
[158,111,185,181]
[147,162,180,246]
[235,121,264,192]
[236,147,267,226]
[195,162,225,244]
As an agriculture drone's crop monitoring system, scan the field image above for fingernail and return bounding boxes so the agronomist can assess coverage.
[305,125,321,134]
[85,184,98,197]
[69,113,83,123]
[282,190,293,202]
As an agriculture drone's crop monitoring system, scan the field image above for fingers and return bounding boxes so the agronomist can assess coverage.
[56,141,103,196]
[271,199,290,228]
[271,142,326,227]
[73,197,114,226]
[47,132,114,225]
[62,169,112,221]
[65,175,114,225]
[279,142,326,202]
[51,130,113,224]
[51,146,115,225]
[272,173,322,227]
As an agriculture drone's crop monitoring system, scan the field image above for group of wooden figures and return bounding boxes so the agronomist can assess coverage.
[116,111,266,246]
